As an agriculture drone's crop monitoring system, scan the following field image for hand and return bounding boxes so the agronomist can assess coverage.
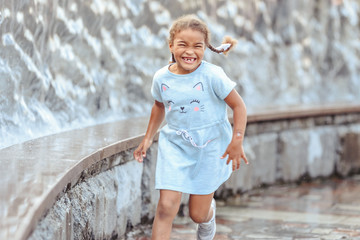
[221,141,249,171]
[133,138,153,163]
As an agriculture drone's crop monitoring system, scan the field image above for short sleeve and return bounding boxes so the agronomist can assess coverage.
[212,67,236,99]
[151,75,162,102]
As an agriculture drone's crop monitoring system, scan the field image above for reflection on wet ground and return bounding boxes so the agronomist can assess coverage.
[127,175,360,239]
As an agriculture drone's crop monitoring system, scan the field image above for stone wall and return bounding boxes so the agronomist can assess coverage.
[28,112,360,239]
[29,144,158,240]
[220,113,360,196]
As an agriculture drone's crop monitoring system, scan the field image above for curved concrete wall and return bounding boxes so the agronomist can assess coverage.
[28,147,159,240]
[221,105,360,196]
[1,104,359,240]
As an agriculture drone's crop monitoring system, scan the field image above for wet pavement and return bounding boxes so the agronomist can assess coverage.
[126,175,360,239]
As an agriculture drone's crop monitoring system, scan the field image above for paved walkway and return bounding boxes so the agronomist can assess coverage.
[127,175,360,239]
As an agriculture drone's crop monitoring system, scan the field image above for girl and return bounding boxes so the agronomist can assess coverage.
[133,14,248,240]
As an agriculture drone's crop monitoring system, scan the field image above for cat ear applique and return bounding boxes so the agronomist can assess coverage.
[193,82,204,91]
[161,83,170,92]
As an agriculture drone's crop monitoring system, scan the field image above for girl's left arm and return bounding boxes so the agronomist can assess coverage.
[222,89,249,171]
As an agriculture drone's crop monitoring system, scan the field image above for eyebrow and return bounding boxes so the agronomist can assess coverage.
[176,40,204,46]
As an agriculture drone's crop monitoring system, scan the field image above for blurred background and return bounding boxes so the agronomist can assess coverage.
[0,0,359,149]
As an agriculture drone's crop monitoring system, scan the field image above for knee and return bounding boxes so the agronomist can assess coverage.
[189,209,208,224]
[156,199,179,220]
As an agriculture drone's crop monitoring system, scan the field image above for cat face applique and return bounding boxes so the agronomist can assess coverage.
[161,81,215,148]
[161,82,205,114]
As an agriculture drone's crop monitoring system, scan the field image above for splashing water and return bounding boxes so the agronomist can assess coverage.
[0,0,359,149]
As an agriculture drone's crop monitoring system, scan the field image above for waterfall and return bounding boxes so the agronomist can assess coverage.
[1,0,359,149]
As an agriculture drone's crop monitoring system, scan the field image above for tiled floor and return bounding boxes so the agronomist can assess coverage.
[126,175,360,239]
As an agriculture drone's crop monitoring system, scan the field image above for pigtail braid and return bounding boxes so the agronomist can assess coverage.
[207,44,223,54]
[208,35,238,56]
[170,53,176,63]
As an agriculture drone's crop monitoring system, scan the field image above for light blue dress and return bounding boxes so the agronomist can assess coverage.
[151,61,236,195]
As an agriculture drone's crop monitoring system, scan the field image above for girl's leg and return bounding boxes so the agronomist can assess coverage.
[188,193,214,223]
[189,193,216,239]
[152,190,182,240]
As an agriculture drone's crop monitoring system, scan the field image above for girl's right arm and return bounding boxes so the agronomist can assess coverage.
[133,100,165,162]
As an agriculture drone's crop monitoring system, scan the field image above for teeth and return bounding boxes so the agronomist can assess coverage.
[183,58,195,63]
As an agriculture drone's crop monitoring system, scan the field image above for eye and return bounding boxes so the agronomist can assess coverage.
[167,100,174,111]
[190,99,200,104]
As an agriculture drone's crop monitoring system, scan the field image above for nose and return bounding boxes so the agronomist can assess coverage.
[185,47,194,54]
[180,107,184,110]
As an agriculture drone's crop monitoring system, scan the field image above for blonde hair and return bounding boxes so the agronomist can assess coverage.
[168,14,237,62]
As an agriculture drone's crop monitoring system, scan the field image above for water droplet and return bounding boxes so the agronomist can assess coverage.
[0,11,3,24]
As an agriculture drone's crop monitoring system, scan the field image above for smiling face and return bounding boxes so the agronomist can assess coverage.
[161,82,205,118]
[169,28,206,75]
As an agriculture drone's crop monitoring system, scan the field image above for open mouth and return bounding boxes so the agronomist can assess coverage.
[182,57,196,64]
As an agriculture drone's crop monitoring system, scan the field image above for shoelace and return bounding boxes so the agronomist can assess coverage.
[176,129,215,148]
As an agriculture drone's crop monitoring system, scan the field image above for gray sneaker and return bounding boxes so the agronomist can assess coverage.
[197,198,216,240]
